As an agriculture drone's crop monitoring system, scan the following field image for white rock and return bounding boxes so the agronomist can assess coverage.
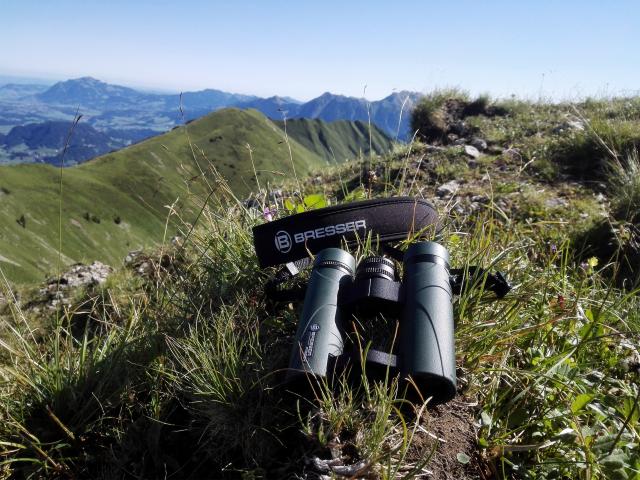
[464,145,481,159]
[470,137,488,151]
[436,180,460,198]
[545,197,569,208]
[471,194,490,204]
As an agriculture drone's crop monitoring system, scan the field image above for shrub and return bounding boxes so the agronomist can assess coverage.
[410,88,469,143]
[552,118,640,179]
[574,152,640,286]
[608,150,640,223]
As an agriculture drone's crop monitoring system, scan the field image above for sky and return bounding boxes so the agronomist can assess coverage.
[1,1,638,101]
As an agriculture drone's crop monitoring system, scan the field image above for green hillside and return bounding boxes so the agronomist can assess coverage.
[1,94,640,479]
[0,109,387,284]
[276,118,393,162]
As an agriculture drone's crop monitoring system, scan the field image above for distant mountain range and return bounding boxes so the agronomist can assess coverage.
[0,76,421,165]
[238,91,421,140]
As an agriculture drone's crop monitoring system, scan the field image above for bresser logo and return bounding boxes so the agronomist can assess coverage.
[274,220,366,253]
[274,230,292,253]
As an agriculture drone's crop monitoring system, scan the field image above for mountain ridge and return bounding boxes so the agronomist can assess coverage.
[0,77,420,165]
[0,108,391,283]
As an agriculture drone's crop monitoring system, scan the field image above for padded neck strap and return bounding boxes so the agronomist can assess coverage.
[253,197,439,269]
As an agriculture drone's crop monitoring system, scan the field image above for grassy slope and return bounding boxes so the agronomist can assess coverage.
[0,108,327,283]
[275,118,394,162]
[1,96,639,479]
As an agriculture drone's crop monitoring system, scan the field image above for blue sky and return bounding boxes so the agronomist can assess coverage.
[1,1,638,101]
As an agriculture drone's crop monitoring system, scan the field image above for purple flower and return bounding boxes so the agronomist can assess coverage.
[263,207,273,222]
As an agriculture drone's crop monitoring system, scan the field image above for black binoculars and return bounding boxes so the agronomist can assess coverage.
[286,241,457,405]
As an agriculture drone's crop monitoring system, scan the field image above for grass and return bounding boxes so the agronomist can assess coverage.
[0,93,639,478]
[274,118,394,164]
[0,109,390,284]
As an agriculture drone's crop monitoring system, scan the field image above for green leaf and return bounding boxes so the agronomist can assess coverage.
[344,187,366,201]
[620,396,640,424]
[601,453,627,469]
[456,452,471,464]
[571,393,595,413]
[303,194,327,210]
[284,198,296,212]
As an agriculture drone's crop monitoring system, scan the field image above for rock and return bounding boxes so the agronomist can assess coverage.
[268,189,283,201]
[243,198,261,210]
[553,118,586,134]
[125,250,143,265]
[471,194,490,204]
[453,204,466,215]
[487,145,504,155]
[39,261,113,309]
[503,148,522,161]
[46,261,113,289]
[567,118,585,131]
[125,251,153,276]
[470,137,488,151]
[464,145,481,159]
[436,180,460,198]
[545,197,569,208]
[594,182,608,192]
[453,137,468,146]
[425,145,445,153]
[449,120,470,137]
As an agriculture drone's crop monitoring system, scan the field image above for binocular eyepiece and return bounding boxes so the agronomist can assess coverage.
[287,241,457,405]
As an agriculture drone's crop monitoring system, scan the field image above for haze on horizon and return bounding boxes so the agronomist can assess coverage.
[1,0,638,101]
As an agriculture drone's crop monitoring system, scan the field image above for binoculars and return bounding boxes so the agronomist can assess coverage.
[286,241,457,405]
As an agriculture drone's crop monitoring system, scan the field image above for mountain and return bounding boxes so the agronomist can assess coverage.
[277,118,393,162]
[0,109,390,283]
[0,76,420,166]
[292,91,422,140]
[239,91,423,140]
[0,120,120,165]
[236,96,300,119]
[179,89,257,112]
[370,91,423,140]
[296,92,370,121]
[36,77,258,115]
[36,77,150,109]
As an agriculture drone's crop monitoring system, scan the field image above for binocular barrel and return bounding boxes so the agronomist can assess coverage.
[287,248,355,382]
[286,241,457,404]
[401,242,456,403]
